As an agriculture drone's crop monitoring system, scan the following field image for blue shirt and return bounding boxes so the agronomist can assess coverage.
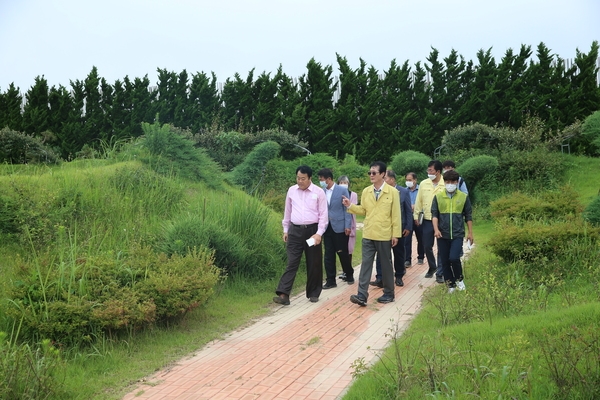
[408,184,419,205]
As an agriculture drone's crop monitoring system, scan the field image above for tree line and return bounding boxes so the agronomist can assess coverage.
[0,42,599,163]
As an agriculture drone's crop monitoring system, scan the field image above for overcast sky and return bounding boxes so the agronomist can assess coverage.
[1,0,598,92]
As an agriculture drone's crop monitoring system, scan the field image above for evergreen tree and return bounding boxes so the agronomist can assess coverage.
[173,70,190,128]
[155,68,178,124]
[22,76,50,136]
[188,71,220,132]
[253,71,280,130]
[297,58,336,153]
[410,62,435,154]
[130,75,155,137]
[274,67,301,134]
[99,77,114,142]
[221,70,256,130]
[48,84,74,156]
[465,48,499,127]
[571,41,600,121]
[1,83,23,132]
[83,66,103,144]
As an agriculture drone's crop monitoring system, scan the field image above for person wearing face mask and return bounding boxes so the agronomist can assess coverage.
[413,160,445,283]
[404,172,425,267]
[337,176,357,276]
[442,160,468,194]
[431,170,473,293]
[317,168,354,288]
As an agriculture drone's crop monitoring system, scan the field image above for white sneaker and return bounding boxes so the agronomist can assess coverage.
[448,287,455,294]
[456,280,466,291]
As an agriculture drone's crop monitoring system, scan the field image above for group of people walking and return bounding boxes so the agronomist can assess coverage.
[273,160,474,307]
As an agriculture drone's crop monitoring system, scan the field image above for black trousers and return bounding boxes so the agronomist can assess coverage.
[276,223,323,299]
[323,224,354,284]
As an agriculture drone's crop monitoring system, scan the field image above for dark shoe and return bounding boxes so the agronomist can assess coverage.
[436,275,445,284]
[377,294,395,303]
[273,295,290,305]
[395,277,404,287]
[417,258,424,265]
[350,294,367,307]
[424,268,435,278]
[322,282,337,289]
[346,279,355,285]
[338,273,347,281]
[404,261,411,268]
[309,297,319,303]
[369,280,383,288]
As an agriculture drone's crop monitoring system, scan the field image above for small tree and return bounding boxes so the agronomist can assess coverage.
[231,141,280,193]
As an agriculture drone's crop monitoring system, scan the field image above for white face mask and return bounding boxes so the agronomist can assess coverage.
[445,183,457,193]
[319,180,327,188]
[338,184,348,189]
[427,174,437,180]
[405,181,414,188]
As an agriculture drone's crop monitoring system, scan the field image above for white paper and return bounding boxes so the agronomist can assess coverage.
[306,238,316,247]
[466,239,472,250]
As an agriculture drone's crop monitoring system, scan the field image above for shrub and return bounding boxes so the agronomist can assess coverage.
[390,150,431,181]
[456,155,498,192]
[231,141,280,193]
[141,121,222,187]
[442,123,500,154]
[491,188,583,223]
[0,127,60,164]
[581,110,600,155]
[496,148,566,189]
[337,154,368,183]
[583,196,600,226]
[488,219,599,267]
[3,245,220,345]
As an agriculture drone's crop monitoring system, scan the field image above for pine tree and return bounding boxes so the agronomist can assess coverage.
[83,66,103,144]
[48,84,74,156]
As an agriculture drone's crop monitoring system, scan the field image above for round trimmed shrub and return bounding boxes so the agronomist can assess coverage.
[456,155,498,190]
[390,150,430,181]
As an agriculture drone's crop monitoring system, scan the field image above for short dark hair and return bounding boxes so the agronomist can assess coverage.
[296,165,312,178]
[428,160,443,172]
[370,161,386,174]
[386,170,397,180]
[442,160,456,169]
[443,170,460,182]
[317,168,333,180]
[406,172,417,180]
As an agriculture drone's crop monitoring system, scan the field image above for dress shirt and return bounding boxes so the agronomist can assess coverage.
[325,183,335,205]
[282,182,328,236]
[408,184,419,205]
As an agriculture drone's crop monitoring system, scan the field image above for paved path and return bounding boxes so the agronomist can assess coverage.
[123,245,441,399]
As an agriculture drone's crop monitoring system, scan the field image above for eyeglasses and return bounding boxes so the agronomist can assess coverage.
[367,171,380,176]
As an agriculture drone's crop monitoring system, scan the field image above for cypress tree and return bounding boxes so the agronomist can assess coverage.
[83,66,103,144]
[22,76,50,136]
[188,71,220,132]
[1,83,23,132]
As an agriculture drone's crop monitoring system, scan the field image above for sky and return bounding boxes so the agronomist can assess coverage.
[1,0,599,92]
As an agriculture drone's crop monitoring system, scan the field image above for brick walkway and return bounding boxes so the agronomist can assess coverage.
[123,245,441,399]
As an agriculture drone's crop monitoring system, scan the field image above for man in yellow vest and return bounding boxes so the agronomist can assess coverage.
[413,160,445,283]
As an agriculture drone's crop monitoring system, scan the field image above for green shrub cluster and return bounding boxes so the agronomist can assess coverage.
[581,110,600,155]
[4,244,220,345]
[141,121,222,188]
[159,195,286,279]
[192,128,307,171]
[456,155,498,192]
[583,195,600,226]
[231,141,280,193]
[0,334,65,399]
[0,127,60,164]
[490,187,583,222]
[389,150,430,181]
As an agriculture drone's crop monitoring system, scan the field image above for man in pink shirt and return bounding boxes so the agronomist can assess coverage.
[274,165,328,305]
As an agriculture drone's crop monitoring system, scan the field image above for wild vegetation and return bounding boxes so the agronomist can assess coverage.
[0,50,599,398]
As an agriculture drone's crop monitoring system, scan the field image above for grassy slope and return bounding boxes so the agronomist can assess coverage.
[342,155,600,399]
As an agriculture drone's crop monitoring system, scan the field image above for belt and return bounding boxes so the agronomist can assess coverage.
[291,223,318,229]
